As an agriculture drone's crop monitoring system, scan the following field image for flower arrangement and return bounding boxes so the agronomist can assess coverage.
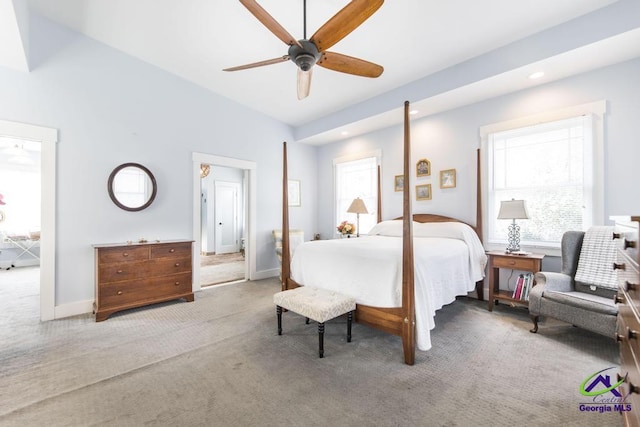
[337,220,355,235]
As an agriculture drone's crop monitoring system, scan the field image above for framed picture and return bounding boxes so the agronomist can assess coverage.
[288,179,301,207]
[416,184,432,201]
[416,158,431,177]
[394,175,404,192]
[440,169,456,189]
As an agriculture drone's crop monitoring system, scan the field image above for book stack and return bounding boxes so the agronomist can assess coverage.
[512,273,534,301]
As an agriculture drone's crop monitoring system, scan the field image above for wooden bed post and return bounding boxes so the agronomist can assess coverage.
[401,101,416,365]
[281,142,290,291]
[377,165,382,223]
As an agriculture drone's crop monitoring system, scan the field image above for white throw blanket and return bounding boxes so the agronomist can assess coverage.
[574,226,617,289]
[290,221,487,351]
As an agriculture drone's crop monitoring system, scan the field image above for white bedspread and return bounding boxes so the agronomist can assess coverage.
[290,221,487,351]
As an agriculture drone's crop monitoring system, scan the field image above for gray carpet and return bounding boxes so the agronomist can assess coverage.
[0,268,621,426]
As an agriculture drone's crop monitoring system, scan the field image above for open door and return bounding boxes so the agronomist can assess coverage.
[214,181,240,254]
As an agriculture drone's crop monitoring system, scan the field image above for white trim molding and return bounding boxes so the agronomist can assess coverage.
[192,153,257,291]
[0,118,58,321]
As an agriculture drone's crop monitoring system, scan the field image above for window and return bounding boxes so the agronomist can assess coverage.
[334,154,379,236]
[482,101,605,252]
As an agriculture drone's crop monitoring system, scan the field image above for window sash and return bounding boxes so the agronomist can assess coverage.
[334,156,378,236]
[487,115,593,249]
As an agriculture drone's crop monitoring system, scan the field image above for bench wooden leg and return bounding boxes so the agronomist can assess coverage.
[347,311,353,343]
[530,314,539,333]
[277,306,283,335]
[318,322,325,358]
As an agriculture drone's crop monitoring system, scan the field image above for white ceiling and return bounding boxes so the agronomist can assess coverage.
[4,0,640,144]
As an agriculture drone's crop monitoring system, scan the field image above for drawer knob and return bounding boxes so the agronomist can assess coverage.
[175,263,180,267]
[175,281,180,286]
[613,232,622,240]
[626,281,638,292]
[616,333,626,342]
[170,248,175,253]
[625,239,637,249]
[117,290,123,295]
[628,326,639,340]
[614,294,625,304]
[117,270,123,274]
[613,262,626,271]
[123,252,129,257]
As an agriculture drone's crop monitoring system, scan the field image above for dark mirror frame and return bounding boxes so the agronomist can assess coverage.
[107,162,157,212]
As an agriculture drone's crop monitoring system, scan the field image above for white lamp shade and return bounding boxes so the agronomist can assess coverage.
[497,199,529,220]
[347,197,368,214]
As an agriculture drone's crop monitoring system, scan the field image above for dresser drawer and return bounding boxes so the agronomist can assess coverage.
[619,339,640,427]
[98,272,192,309]
[98,246,148,264]
[491,255,539,271]
[618,304,640,361]
[149,257,192,276]
[150,242,192,259]
[98,260,148,283]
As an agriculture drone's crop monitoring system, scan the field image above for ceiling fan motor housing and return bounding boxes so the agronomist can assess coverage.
[289,40,321,71]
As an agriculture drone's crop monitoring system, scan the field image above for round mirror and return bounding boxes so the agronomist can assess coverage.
[107,163,157,211]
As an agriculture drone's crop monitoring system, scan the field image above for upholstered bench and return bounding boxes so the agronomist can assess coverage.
[273,286,356,358]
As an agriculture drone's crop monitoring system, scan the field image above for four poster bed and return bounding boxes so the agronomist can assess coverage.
[280,101,486,365]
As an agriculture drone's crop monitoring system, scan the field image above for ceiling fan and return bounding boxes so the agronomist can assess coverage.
[223,0,384,100]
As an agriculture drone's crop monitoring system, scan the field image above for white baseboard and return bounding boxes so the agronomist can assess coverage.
[252,268,279,281]
[54,299,94,319]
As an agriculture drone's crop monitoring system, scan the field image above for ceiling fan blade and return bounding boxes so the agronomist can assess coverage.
[297,68,312,100]
[239,0,303,48]
[317,52,383,78]
[223,55,289,72]
[310,0,384,52]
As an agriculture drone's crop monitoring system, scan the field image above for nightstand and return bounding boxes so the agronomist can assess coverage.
[487,251,545,311]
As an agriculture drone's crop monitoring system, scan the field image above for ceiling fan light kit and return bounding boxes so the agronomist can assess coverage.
[224,0,385,99]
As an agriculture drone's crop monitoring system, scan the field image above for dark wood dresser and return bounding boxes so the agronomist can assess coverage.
[614,216,640,425]
[93,240,194,322]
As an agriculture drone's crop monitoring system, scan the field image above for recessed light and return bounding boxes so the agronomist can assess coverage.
[409,110,419,115]
[341,131,349,136]
[529,71,545,80]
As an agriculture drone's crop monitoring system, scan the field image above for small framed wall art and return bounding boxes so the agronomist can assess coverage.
[416,158,431,177]
[394,175,404,192]
[416,184,432,201]
[440,169,456,189]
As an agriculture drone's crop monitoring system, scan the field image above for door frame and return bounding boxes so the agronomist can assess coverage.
[0,119,57,321]
[192,153,256,292]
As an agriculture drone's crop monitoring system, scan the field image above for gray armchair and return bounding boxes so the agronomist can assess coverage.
[528,230,618,338]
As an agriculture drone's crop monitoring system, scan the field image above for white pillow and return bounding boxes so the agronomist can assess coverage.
[367,220,404,237]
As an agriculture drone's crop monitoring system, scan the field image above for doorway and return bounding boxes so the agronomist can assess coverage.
[200,168,244,286]
[192,153,256,292]
[0,119,56,321]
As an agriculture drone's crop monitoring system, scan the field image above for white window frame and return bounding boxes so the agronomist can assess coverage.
[333,150,381,237]
[480,100,606,256]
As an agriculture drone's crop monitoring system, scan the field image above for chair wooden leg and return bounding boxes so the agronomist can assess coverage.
[277,306,282,335]
[347,311,353,343]
[530,314,539,333]
[318,322,325,358]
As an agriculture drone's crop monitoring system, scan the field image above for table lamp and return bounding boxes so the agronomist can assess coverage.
[497,199,529,253]
[347,197,368,237]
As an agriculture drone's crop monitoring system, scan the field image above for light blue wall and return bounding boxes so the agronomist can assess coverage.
[0,15,318,305]
[316,58,640,261]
